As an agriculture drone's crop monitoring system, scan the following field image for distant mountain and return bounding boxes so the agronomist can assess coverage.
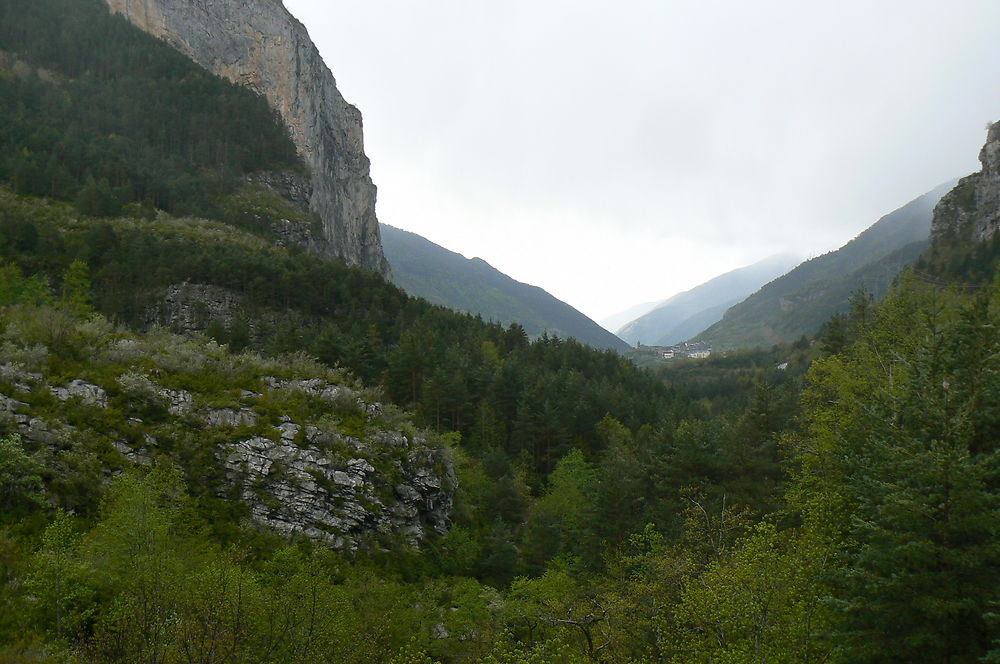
[696,180,957,350]
[380,224,629,351]
[600,301,661,334]
[616,254,802,347]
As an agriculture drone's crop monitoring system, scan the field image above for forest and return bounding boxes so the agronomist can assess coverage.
[1,0,1000,662]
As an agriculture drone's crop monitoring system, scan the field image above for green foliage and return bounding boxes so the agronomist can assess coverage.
[3,1,995,660]
[24,511,97,642]
[58,260,91,318]
[0,434,44,515]
[789,274,1000,663]
[0,0,302,220]
[218,184,320,239]
[0,263,50,307]
[522,449,594,572]
[668,521,835,664]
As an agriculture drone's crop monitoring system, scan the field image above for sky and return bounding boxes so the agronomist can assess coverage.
[283,0,1000,324]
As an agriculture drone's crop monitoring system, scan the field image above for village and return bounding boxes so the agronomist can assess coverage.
[632,341,713,360]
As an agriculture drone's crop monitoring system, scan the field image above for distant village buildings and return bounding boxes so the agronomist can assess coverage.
[634,341,712,360]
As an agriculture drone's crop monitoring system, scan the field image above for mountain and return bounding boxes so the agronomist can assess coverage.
[599,301,662,334]
[917,122,1000,283]
[103,0,391,275]
[381,224,629,351]
[615,254,801,347]
[696,180,957,349]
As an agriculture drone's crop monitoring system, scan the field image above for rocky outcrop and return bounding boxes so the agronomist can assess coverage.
[930,122,1000,243]
[146,282,246,334]
[1,361,454,551]
[51,379,108,408]
[221,428,453,550]
[103,0,391,277]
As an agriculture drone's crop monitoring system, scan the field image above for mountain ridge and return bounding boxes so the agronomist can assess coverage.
[615,253,801,347]
[696,179,957,349]
[381,223,629,351]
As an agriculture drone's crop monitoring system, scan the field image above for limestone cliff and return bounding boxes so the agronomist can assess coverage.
[103,0,391,276]
[930,122,1000,243]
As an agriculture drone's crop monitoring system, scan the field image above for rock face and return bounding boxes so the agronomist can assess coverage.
[247,171,322,251]
[0,363,455,550]
[147,283,246,333]
[103,0,391,277]
[222,428,453,550]
[931,122,1000,243]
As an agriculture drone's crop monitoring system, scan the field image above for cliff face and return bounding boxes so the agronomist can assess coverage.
[103,0,390,276]
[930,122,1000,243]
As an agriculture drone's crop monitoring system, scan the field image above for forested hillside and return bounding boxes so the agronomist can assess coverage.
[0,0,998,662]
[0,0,302,219]
[381,223,629,351]
[696,180,955,349]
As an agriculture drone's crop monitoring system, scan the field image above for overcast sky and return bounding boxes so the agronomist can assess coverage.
[284,0,1000,323]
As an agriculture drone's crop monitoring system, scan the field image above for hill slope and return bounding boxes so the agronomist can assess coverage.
[616,254,801,347]
[599,300,661,333]
[381,224,629,351]
[696,180,956,349]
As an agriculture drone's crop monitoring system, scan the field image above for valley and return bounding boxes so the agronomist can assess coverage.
[0,1,998,663]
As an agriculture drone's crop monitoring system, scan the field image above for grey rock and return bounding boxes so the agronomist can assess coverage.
[202,407,258,428]
[347,458,375,475]
[219,422,455,550]
[3,365,455,552]
[147,283,246,334]
[51,379,108,408]
[330,471,360,487]
[373,431,409,449]
[0,392,28,413]
[20,418,67,446]
[247,171,320,251]
[161,387,193,416]
[112,440,154,465]
[266,377,366,415]
[931,122,1000,244]
[0,392,29,426]
[103,0,391,276]
[395,483,422,503]
[276,421,301,443]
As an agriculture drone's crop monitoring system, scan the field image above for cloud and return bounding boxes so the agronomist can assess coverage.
[286,0,1000,319]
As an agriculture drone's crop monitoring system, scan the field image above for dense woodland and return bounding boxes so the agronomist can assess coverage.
[0,0,301,219]
[1,0,999,662]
